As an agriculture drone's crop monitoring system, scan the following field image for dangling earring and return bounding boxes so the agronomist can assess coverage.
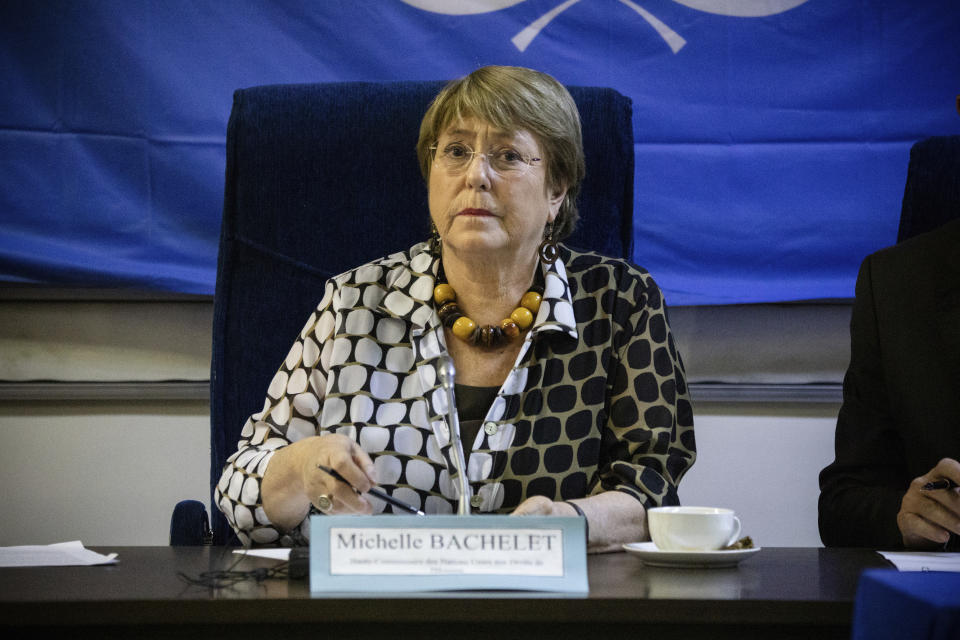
[538,221,559,264]
[429,222,442,253]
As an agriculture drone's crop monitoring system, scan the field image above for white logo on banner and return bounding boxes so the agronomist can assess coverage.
[401,0,809,53]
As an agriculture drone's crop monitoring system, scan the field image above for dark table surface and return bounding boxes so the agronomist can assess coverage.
[0,546,891,640]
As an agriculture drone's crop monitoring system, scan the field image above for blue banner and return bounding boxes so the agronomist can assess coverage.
[1,0,958,304]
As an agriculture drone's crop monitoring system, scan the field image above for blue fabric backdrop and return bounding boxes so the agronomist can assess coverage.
[2,0,958,304]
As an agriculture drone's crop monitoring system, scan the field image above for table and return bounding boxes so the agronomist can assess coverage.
[0,546,888,640]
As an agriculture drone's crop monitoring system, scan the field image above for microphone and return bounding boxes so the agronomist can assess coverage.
[437,355,472,516]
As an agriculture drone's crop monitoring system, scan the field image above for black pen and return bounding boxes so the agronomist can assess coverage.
[921,479,960,491]
[317,464,426,516]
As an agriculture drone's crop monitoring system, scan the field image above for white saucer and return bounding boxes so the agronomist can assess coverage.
[622,542,761,568]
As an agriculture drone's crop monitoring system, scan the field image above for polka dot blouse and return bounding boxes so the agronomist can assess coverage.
[215,241,696,547]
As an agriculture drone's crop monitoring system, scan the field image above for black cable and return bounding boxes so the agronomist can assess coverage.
[177,548,292,589]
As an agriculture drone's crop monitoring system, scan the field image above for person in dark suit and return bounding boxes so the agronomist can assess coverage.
[819,218,960,549]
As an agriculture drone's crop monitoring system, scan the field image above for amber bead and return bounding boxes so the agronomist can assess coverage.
[477,326,506,348]
[476,326,492,347]
[500,320,520,338]
[438,301,461,326]
[520,291,542,313]
[452,316,477,340]
[510,306,534,330]
[434,283,456,305]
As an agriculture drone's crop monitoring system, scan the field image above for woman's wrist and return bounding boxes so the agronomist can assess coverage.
[261,445,312,528]
[563,500,589,542]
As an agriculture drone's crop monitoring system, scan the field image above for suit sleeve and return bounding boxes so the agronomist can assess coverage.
[818,255,908,548]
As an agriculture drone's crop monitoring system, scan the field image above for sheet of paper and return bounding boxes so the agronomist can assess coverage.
[879,551,960,572]
[233,548,291,561]
[0,540,118,567]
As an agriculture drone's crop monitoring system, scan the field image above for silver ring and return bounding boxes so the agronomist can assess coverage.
[316,494,333,513]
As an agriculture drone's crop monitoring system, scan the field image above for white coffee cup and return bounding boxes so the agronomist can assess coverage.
[648,506,742,551]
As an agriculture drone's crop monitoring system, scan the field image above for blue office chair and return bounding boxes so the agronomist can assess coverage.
[896,135,960,243]
[171,80,635,545]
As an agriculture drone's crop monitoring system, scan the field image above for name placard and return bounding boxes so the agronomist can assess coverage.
[309,514,587,593]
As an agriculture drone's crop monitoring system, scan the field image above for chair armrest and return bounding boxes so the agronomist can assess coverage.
[170,499,213,545]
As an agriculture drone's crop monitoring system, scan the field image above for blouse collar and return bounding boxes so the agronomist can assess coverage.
[376,241,579,342]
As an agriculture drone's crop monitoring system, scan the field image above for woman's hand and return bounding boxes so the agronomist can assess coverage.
[511,495,577,517]
[262,434,377,529]
[897,458,960,549]
[510,493,647,554]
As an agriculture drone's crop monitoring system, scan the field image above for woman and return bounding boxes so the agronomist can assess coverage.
[216,66,695,553]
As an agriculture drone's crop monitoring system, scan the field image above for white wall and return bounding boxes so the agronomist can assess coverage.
[0,292,212,546]
[0,399,209,546]
[0,294,850,547]
[681,402,838,547]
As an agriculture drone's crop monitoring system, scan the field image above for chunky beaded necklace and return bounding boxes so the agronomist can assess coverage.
[434,274,544,349]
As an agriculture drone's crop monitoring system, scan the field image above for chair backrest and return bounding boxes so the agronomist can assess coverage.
[897,135,960,243]
[209,81,634,544]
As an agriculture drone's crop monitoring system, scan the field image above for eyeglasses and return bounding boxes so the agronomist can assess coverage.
[430,143,541,176]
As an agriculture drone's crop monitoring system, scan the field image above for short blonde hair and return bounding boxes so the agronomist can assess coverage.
[417,66,585,240]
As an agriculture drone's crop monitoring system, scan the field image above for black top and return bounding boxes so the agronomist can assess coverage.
[454,383,499,458]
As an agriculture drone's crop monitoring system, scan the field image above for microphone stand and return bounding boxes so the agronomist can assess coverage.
[437,355,472,516]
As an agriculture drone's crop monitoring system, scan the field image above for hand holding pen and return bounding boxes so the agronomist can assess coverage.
[318,464,426,516]
[898,458,960,550]
[921,478,960,491]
